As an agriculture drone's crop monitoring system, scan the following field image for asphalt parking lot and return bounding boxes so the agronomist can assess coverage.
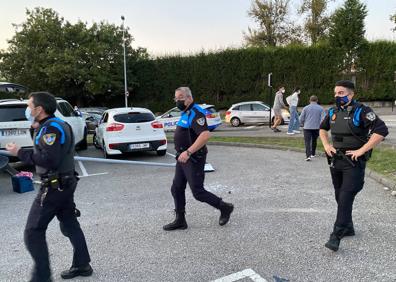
[0,145,395,282]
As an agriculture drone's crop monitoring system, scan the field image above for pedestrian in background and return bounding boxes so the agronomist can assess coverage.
[286,87,301,135]
[299,95,325,161]
[271,86,287,132]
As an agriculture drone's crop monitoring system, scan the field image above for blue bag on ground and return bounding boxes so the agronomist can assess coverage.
[12,176,34,193]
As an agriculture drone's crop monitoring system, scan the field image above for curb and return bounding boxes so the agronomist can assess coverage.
[203,141,396,192]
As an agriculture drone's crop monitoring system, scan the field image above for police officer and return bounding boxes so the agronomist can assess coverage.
[6,92,92,281]
[319,80,388,252]
[163,87,234,231]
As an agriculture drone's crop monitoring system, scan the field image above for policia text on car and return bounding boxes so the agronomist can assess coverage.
[319,80,389,252]
[6,92,92,282]
[163,87,234,231]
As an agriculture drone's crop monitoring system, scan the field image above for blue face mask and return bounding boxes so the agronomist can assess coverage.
[25,107,35,123]
[335,96,350,108]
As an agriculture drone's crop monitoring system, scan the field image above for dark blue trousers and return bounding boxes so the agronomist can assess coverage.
[171,153,221,212]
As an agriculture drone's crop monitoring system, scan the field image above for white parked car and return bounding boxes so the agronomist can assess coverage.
[0,98,87,156]
[94,107,167,158]
[156,104,222,131]
[225,101,290,127]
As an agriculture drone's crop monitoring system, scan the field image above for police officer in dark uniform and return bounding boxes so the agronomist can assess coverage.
[6,92,92,281]
[319,80,388,252]
[163,87,234,231]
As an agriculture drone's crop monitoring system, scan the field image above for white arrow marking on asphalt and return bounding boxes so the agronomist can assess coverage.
[211,268,268,282]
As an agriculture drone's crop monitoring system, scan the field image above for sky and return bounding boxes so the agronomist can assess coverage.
[1,0,395,56]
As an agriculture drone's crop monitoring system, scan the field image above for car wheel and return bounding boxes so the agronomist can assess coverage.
[103,142,110,159]
[93,133,100,149]
[157,149,166,156]
[230,117,241,127]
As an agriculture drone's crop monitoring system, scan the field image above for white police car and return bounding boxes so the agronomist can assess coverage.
[0,98,88,155]
[156,104,222,131]
[94,107,167,158]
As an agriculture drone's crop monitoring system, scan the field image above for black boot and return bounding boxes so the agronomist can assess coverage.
[219,201,234,226]
[60,264,93,279]
[325,225,347,252]
[343,222,355,237]
[163,210,188,231]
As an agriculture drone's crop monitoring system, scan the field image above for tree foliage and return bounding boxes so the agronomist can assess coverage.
[299,0,333,44]
[245,0,302,47]
[328,0,368,71]
[0,7,148,104]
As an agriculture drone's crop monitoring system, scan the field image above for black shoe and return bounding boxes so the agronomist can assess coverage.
[60,264,93,279]
[163,210,188,231]
[325,226,347,252]
[219,201,234,226]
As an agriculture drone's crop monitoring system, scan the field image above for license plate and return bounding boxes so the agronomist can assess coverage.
[129,143,150,149]
[1,129,27,136]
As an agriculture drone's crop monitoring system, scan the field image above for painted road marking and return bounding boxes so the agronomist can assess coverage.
[166,152,176,158]
[78,172,108,178]
[211,269,268,282]
[75,153,108,178]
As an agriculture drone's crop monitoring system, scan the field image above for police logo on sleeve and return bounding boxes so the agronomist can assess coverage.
[43,133,56,145]
[365,112,376,121]
[197,117,206,126]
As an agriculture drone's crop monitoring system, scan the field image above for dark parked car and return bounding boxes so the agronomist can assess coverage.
[80,108,107,134]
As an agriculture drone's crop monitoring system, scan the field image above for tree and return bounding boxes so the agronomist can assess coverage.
[244,0,302,47]
[328,0,367,70]
[0,7,148,104]
[391,13,396,31]
[299,0,333,44]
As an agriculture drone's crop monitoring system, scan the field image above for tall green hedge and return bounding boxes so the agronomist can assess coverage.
[130,41,396,112]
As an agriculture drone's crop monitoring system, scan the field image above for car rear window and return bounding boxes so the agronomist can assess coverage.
[205,106,217,113]
[0,104,27,122]
[113,112,155,123]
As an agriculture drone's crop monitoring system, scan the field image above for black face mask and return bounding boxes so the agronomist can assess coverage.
[335,96,350,109]
[176,100,186,111]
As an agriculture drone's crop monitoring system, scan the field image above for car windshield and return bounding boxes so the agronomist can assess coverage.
[0,104,27,122]
[114,112,155,123]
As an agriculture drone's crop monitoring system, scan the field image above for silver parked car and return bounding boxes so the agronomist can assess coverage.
[225,101,290,127]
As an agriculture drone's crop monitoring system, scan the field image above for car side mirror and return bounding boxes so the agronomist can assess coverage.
[74,110,82,117]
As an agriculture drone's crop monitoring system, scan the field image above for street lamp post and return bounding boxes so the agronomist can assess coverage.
[121,15,128,108]
[268,73,273,128]
[393,71,396,112]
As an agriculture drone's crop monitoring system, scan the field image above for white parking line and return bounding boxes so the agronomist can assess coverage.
[211,269,268,282]
[245,126,257,129]
[78,172,108,178]
[77,160,89,176]
[166,152,176,158]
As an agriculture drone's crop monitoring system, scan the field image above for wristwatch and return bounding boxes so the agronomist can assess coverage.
[186,150,192,157]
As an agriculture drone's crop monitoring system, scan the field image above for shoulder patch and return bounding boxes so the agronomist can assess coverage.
[365,112,376,121]
[43,133,57,145]
[196,117,206,126]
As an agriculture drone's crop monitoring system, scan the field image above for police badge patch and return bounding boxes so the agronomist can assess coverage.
[197,117,206,126]
[43,133,56,145]
[365,112,376,121]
